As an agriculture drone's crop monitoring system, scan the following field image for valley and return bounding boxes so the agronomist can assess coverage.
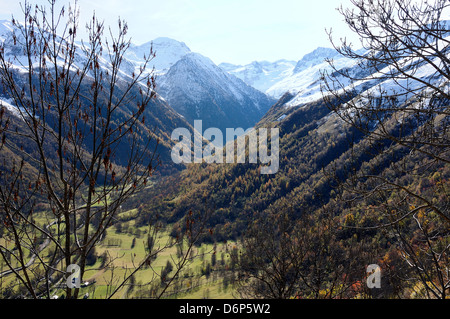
[0,0,449,301]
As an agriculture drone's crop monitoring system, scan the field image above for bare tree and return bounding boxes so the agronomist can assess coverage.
[0,0,162,299]
[236,210,306,299]
[321,0,450,298]
[323,0,449,167]
[237,209,371,299]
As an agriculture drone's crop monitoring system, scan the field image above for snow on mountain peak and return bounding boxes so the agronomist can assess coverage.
[156,49,275,138]
[125,37,191,74]
[293,47,340,74]
[0,20,16,43]
[0,20,14,33]
[159,51,251,105]
[218,46,349,101]
[152,37,190,49]
[219,59,297,94]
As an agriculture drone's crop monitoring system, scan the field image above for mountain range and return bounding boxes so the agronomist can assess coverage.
[2,17,447,174]
[219,47,356,104]
[0,21,275,168]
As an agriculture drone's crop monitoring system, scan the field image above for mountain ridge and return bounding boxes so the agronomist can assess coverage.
[219,45,354,102]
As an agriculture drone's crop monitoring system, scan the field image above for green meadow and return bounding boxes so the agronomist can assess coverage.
[0,206,239,299]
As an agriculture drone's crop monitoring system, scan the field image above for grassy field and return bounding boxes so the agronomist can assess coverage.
[0,207,239,299]
[82,220,239,299]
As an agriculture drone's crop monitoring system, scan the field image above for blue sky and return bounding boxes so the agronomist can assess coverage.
[1,0,361,65]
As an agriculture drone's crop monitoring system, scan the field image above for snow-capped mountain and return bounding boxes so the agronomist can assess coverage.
[220,46,356,106]
[0,19,137,82]
[292,47,340,74]
[125,37,191,75]
[255,23,450,126]
[267,47,356,107]
[126,38,276,141]
[219,60,297,94]
[157,51,276,142]
[218,48,340,99]
[0,19,14,42]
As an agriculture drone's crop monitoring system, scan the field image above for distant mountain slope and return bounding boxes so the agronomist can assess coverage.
[265,47,355,103]
[219,60,297,94]
[219,48,342,97]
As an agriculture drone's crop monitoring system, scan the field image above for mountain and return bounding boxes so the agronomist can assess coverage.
[125,37,191,75]
[219,60,297,94]
[157,52,276,142]
[220,47,356,105]
[126,38,276,143]
[0,20,194,175]
[292,47,340,74]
